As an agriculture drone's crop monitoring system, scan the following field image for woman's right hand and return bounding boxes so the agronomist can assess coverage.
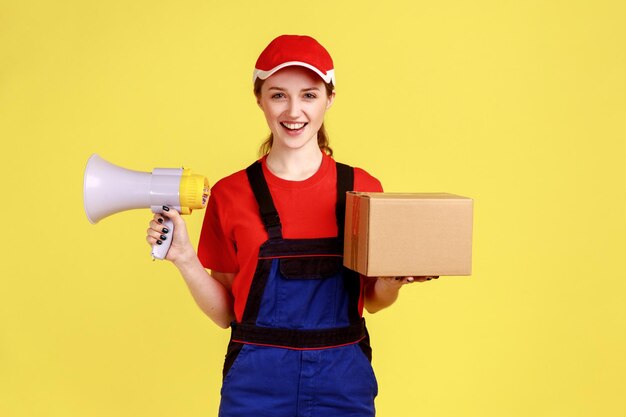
[145,207,195,264]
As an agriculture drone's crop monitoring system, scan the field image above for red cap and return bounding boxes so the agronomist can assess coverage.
[253,35,335,86]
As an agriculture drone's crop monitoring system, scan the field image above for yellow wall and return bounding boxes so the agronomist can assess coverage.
[2,1,625,416]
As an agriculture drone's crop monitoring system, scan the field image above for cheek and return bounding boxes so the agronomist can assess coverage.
[260,104,279,121]
[312,104,328,121]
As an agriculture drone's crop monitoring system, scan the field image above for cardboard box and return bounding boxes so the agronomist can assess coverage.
[343,192,473,277]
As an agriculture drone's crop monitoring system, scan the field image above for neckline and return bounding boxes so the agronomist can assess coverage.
[261,152,331,189]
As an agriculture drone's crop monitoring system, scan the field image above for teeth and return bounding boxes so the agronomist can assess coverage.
[282,122,306,130]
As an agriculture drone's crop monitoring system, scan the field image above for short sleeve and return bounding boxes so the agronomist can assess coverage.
[353,167,384,193]
[197,193,239,273]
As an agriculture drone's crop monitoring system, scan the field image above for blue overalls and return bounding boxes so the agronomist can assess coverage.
[218,161,378,417]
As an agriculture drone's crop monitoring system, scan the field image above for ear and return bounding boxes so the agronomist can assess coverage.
[256,97,263,110]
[326,91,336,110]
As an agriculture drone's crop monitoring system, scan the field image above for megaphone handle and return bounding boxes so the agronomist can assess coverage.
[151,218,174,260]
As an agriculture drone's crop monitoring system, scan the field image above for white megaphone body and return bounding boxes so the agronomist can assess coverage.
[83,154,209,259]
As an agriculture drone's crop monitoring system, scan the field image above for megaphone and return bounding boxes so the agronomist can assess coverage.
[83,154,209,259]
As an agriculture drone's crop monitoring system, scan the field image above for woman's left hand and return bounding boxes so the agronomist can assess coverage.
[378,276,440,286]
[364,275,440,313]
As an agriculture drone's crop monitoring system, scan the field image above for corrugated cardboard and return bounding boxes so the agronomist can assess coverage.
[343,192,473,277]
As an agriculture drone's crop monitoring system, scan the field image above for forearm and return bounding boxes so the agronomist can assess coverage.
[173,252,235,329]
[363,278,402,314]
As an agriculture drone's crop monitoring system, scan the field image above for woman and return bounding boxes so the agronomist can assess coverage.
[146,34,436,417]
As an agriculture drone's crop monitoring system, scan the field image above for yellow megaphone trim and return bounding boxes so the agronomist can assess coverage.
[179,167,210,215]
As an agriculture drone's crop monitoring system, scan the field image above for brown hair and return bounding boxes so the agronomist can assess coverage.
[254,77,335,157]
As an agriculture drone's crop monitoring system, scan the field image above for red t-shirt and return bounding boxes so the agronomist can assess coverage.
[197,153,383,321]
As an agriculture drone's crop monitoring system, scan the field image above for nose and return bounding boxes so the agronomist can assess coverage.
[286,99,302,118]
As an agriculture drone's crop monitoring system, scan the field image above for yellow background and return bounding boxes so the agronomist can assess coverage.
[2,1,625,416]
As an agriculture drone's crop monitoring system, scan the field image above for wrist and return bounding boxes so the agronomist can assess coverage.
[172,246,199,269]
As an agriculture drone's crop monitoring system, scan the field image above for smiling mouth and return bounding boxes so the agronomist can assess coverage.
[281,122,307,131]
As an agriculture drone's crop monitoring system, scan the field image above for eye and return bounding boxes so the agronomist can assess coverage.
[271,92,286,99]
[303,93,317,99]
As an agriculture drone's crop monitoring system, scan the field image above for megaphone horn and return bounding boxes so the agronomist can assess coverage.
[83,154,209,259]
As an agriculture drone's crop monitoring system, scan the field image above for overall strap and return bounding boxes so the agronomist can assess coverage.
[246,159,354,240]
[335,163,359,325]
[335,162,354,240]
[246,161,283,239]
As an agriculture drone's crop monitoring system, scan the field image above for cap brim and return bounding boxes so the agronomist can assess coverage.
[253,62,335,86]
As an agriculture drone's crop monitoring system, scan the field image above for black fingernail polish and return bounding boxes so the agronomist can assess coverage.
[156,240,163,245]
[162,228,169,234]
[160,235,167,241]
[162,206,170,211]
[157,218,163,224]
